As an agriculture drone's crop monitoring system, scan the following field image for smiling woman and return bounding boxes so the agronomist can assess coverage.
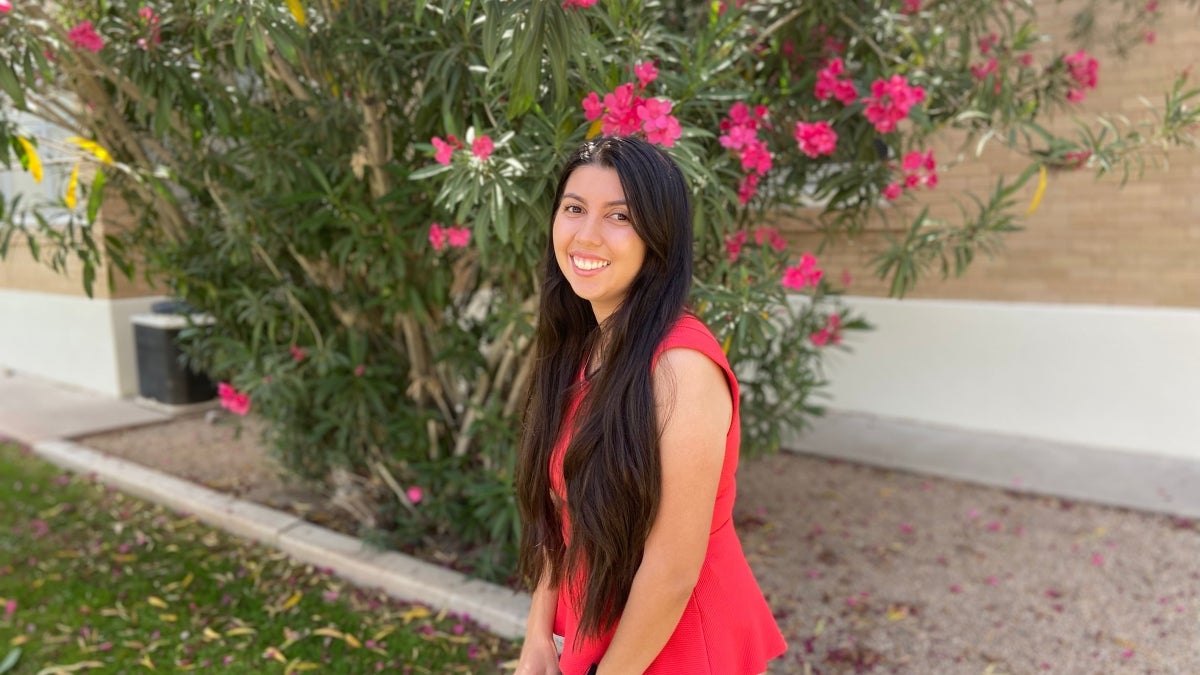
[515,136,786,675]
[553,164,647,325]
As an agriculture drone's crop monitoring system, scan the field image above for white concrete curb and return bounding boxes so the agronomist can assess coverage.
[30,439,531,639]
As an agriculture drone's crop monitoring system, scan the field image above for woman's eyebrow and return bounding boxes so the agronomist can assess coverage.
[562,192,627,207]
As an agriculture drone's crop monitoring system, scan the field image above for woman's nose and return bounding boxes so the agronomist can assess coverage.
[575,214,603,246]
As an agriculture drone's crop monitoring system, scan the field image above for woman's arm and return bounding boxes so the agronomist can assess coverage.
[516,566,562,675]
[594,347,731,674]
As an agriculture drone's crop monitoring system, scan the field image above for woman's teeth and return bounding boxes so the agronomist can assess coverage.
[573,256,610,270]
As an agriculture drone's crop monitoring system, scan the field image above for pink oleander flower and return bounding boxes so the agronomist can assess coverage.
[861,75,926,134]
[68,22,105,52]
[138,6,160,22]
[1063,150,1091,169]
[795,121,838,158]
[290,345,307,362]
[633,61,658,89]
[429,222,448,251]
[406,486,424,504]
[581,91,603,121]
[471,135,494,162]
[720,124,758,151]
[811,314,840,343]
[445,226,471,248]
[1144,31,1156,44]
[1145,0,1158,10]
[739,139,772,174]
[725,230,748,262]
[601,83,642,136]
[637,98,682,147]
[1018,53,1034,68]
[1063,50,1099,103]
[815,58,858,106]
[883,183,903,200]
[901,0,920,13]
[971,58,998,81]
[353,364,365,377]
[431,136,455,165]
[1,0,14,12]
[3,599,15,619]
[754,226,787,251]
[978,33,999,55]
[217,382,251,416]
[726,101,755,128]
[781,253,824,291]
[736,174,759,205]
[562,0,598,7]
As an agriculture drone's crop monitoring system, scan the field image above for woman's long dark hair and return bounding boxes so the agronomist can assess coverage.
[515,136,694,639]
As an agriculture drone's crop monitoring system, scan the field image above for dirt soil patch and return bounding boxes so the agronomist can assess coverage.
[81,413,1200,674]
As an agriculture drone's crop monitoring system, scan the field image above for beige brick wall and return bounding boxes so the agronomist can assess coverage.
[781,3,1200,308]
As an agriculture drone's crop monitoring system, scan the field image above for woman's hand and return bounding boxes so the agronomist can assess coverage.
[515,634,561,675]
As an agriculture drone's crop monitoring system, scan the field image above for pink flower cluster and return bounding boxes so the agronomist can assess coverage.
[218,382,251,416]
[429,222,471,251]
[724,226,787,262]
[562,0,597,8]
[137,6,162,51]
[718,102,772,204]
[431,135,461,164]
[794,121,838,159]
[883,150,937,200]
[862,75,926,134]
[781,252,823,291]
[971,58,998,82]
[68,21,105,52]
[431,134,494,165]
[581,63,681,147]
[811,314,843,347]
[814,58,857,106]
[1063,50,1099,102]
[290,345,307,362]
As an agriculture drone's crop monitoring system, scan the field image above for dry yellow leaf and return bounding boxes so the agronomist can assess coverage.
[1026,165,1047,215]
[285,0,306,25]
[15,136,42,183]
[281,591,302,611]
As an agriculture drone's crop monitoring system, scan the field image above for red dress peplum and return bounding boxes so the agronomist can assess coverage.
[549,313,787,675]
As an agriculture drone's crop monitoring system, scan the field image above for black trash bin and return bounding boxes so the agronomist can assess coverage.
[131,302,216,405]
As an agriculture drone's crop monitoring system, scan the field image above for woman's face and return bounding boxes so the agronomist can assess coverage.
[553,164,647,324]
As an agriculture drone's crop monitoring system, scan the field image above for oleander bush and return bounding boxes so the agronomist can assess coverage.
[1,0,1195,579]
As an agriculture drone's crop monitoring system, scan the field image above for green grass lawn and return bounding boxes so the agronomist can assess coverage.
[0,442,519,673]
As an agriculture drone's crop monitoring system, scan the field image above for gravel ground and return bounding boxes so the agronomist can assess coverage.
[82,413,1200,675]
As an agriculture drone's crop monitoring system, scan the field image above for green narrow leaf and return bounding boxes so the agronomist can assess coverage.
[408,163,454,181]
[0,647,22,674]
[87,169,107,224]
[82,259,96,298]
[154,88,173,136]
[0,60,26,110]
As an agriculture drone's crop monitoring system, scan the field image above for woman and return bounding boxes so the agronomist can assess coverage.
[515,136,787,675]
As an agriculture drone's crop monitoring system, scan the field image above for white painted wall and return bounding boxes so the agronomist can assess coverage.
[0,289,165,396]
[808,296,1200,461]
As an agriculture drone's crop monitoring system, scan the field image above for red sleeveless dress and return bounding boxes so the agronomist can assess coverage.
[549,314,787,675]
